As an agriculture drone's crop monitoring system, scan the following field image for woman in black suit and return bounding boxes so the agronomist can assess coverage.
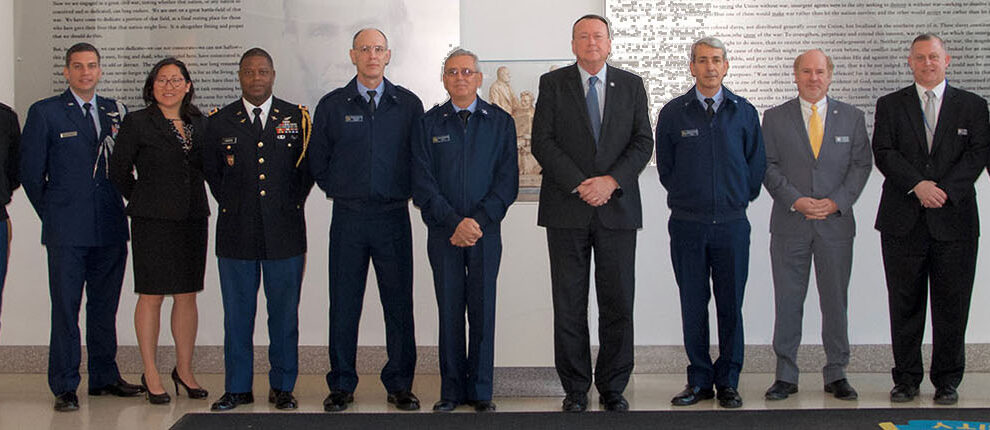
[110,58,209,404]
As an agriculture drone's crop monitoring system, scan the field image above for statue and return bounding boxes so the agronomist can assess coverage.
[488,66,518,115]
[513,91,540,176]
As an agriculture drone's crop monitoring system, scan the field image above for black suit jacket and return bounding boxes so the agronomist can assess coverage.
[0,103,20,220]
[110,105,210,220]
[531,64,653,229]
[873,83,990,240]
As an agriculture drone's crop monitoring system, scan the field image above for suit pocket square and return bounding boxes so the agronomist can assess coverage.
[958,128,968,136]
[835,136,850,143]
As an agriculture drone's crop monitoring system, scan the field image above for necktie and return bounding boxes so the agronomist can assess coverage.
[83,102,98,142]
[586,76,601,144]
[252,107,263,136]
[367,90,377,115]
[924,90,936,151]
[809,104,824,159]
[704,98,715,120]
[458,110,471,127]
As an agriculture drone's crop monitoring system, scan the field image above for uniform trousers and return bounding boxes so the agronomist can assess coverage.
[881,212,976,389]
[669,218,749,389]
[218,255,304,393]
[46,243,128,395]
[427,227,500,403]
[770,231,852,385]
[0,223,8,333]
[326,204,416,393]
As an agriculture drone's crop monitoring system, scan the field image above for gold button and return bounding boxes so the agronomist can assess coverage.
[258,157,265,164]
[257,141,264,148]
[226,145,231,150]
[221,208,227,213]
[260,190,267,196]
[259,174,266,180]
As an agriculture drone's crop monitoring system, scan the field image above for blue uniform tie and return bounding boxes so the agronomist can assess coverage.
[586,76,601,145]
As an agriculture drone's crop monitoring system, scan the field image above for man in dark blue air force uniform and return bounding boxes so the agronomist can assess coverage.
[412,48,518,413]
[203,48,314,411]
[309,28,425,412]
[20,42,143,413]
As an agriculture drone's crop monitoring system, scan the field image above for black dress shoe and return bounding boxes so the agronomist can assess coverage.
[890,384,920,403]
[432,399,459,412]
[717,387,743,408]
[210,392,254,411]
[824,378,858,401]
[764,380,798,401]
[88,377,144,397]
[172,368,208,399]
[473,400,497,412]
[141,374,171,405]
[934,386,959,405]
[323,391,354,412]
[562,392,588,412]
[599,392,629,411]
[671,385,715,406]
[269,388,298,410]
[53,392,79,412]
[387,390,421,411]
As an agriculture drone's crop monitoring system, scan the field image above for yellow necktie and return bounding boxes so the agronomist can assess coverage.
[809,104,823,159]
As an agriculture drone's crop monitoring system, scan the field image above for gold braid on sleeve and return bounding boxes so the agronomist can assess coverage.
[295,105,312,168]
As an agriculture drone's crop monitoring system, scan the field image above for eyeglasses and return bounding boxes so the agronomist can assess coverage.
[444,68,478,77]
[355,45,387,55]
[155,77,187,88]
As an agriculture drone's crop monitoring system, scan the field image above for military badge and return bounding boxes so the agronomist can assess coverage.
[226,154,235,166]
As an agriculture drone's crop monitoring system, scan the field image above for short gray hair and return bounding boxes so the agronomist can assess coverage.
[442,47,480,74]
[691,37,728,62]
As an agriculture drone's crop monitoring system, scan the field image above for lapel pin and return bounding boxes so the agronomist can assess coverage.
[609,82,615,87]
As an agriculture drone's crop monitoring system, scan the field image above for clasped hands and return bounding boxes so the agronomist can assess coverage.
[912,180,947,209]
[793,197,839,220]
[450,217,482,247]
[577,175,619,207]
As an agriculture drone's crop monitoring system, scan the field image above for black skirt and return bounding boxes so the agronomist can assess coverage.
[130,216,207,295]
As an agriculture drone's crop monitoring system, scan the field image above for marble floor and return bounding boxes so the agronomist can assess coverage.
[0,372,986,430]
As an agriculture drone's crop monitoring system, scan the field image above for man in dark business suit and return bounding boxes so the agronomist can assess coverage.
[762,49,872,402]
[20,42,143,412]
[531,14,653,413]
[873,33,989,406]
[0,102,19,336]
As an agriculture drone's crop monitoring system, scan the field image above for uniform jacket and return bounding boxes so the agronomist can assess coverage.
[763,97,872,239]
[20,89,128,246]
[873,83,990,240]
[0,103,21,220]
[308,77,424,210]
[203,97,314,260]
[656,85,766,223]
[412,98,518,234]
[531,64,653,230]
[110,104,210,221]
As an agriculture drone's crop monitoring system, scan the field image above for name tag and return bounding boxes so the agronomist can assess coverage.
[958,128,969,136]
[222,137,237,145]
[59,131,78,138]
[432,135,452,144]
[835,136,850,143]
[345,115,363,123]
[680,129,699,137]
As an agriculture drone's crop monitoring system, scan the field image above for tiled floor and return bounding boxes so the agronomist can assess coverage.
[0,372,986,429]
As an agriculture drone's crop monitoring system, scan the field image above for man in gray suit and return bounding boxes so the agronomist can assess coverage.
[761,49,872,401]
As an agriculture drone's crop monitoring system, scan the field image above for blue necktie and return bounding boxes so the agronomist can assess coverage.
[586,76,601,145]
[83,102,98,142]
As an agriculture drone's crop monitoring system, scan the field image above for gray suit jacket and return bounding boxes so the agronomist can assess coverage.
[762,97,872,239]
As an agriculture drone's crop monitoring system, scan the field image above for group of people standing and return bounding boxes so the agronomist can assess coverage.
[0,12,983,415]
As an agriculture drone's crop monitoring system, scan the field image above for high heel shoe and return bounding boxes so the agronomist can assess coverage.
[141,374,171,405]
[172,367,209,399]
